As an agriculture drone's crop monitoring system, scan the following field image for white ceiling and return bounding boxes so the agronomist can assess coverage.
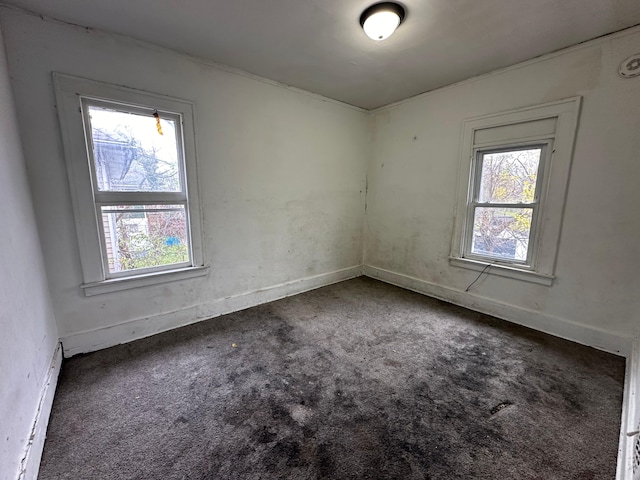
[4,0,640,109]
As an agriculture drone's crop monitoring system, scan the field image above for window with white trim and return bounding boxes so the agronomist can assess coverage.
[450,98,581,286]
[54,74,207,296]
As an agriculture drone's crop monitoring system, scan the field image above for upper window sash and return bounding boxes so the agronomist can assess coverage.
[80,97,188,196]
[470,143,548,206]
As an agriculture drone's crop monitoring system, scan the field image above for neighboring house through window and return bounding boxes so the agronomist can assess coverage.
[54,73,207,296]
[450,97,581,286]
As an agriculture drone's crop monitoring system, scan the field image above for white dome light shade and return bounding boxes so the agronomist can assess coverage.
[360,3,406,41]
[363,11,401,41]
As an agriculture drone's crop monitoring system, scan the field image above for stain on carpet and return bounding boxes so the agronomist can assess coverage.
[490,401,513,415]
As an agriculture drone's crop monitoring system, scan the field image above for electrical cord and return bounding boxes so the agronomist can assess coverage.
[465,263,493,292]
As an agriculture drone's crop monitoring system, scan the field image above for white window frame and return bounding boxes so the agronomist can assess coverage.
[54,73,208,296]
[450,97,581,286]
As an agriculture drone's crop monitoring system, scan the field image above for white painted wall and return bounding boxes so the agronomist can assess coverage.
[0,20,59,480]
[1,4,637,361]
[1,5,638,477]
[365,28,640,352]
[0,9,368,355]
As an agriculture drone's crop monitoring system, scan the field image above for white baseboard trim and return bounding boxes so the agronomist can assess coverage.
[617,339,639,480]
[61,265,363,357]
[363,265,631,357]
[18,342,62,480]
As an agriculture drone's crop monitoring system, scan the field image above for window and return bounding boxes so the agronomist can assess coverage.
[450,98,581,285]
[54,74,207,295]
[467,143,549,265]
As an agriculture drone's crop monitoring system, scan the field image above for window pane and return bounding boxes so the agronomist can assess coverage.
[100,205,190,273]
[471,207,532,261]
[478,148,541,203]
[88,105,182,192]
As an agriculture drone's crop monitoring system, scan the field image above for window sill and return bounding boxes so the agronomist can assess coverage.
[448,257,554,286]
[81,265,209,297]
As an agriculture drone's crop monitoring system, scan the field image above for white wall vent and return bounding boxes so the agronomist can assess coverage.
[619,54,640,78]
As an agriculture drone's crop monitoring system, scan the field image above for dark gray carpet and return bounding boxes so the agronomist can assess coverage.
[39,277,625,479]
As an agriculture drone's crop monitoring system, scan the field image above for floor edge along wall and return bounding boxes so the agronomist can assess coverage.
[361,266,635,479]
[362,265,631,357]
[45,269,636,478]
[60,266,363,357]
[617,339,640,480]
[18,343,62,480]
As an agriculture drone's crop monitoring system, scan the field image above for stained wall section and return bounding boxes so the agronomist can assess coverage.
[0,9,368,354]
[365,28,640,349]
[0,20,59,480]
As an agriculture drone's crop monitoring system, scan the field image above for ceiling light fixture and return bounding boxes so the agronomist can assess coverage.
[360,2,406,41]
